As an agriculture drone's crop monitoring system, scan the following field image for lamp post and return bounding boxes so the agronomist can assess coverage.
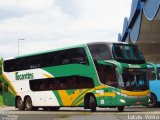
[18,39,25,56]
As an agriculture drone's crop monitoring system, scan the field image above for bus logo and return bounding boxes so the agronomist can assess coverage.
[128,64,141,68]
[15,72,34,80]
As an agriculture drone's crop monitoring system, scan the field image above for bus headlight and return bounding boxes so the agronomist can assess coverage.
[120,99,126,103]
[148,99,151,103]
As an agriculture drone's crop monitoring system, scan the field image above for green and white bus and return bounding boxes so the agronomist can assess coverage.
[2,42,150,112]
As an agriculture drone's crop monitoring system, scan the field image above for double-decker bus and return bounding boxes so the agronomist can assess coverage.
[2,42,150,112]
[147,63,160,107]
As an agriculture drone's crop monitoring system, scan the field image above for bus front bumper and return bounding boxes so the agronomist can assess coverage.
[117,94,151,106]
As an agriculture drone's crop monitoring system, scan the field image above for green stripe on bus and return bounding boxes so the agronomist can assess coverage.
[2,77,16,96]
[72,89,91,106]
[52,90,63,106]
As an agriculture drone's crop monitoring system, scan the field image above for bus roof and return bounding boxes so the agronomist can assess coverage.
[86,41,128,45]
[4,41,129,60]
[16,44,85,59]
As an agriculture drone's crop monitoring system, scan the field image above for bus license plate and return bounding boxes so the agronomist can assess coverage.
[136,101,141,105]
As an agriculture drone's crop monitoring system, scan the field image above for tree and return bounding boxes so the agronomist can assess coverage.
[0,58,3,94]
[0,58,2,77]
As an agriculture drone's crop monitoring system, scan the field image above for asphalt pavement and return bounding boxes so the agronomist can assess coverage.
[0,106,160,120]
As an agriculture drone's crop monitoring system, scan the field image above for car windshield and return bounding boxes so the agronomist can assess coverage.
[112,44,145,64]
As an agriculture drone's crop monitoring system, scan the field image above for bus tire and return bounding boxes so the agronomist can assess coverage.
[148,94,157,108]
[118,106,124,112]
[16,97,24,111]
[89,95,96,112]
[24,96,33,111]
[84,94,90,109]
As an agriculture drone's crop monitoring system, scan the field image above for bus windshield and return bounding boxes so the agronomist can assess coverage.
[97,64,148,91]
[118,68,149,91]
[113,44,145,64]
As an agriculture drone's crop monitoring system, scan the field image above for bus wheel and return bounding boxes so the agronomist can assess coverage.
[16,97,24,111]
[148,94,157,107]
[118,106,124,112]
[25,97,33,111]
[89,95,96,112]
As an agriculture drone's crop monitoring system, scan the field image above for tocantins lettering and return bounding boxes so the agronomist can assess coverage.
[15,72,34,80]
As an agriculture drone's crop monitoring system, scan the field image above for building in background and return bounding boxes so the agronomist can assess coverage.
[118,0,160,63]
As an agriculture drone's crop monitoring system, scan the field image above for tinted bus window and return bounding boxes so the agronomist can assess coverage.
[29,76,94,91]
[112,44,145,64]
[4,47,88,72]
[96,65,117,87]
[4,59,16,72]
[158,68,160,79]
[16,58,29,71]
[147,68,156,80]
[88,44,112,60]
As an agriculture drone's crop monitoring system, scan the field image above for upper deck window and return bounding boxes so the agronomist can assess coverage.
[112,44,145,64]
[88,44,112,61]
[4,47,88,72]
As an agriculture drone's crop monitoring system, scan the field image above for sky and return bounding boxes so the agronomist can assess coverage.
[0,0,132,58]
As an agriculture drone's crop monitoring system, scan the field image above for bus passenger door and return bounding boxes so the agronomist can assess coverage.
[104,86,117,106]
[104,65,117,106]
[96,64,116,106]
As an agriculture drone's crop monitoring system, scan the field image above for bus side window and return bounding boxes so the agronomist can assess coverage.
[40,82,48,91]
[158,68,160,79]
[97,65,106,84]
[68,77,76,89]
[29,56,41,69]
[49,80,55,90]
[148,68,156,80]
[71,48,88,65]
[29,76,94,91]
[4,59,16,72]
[114,46,123,59]
[106,66,117,86]
[60,80,67,90]
[75,76,94,89]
